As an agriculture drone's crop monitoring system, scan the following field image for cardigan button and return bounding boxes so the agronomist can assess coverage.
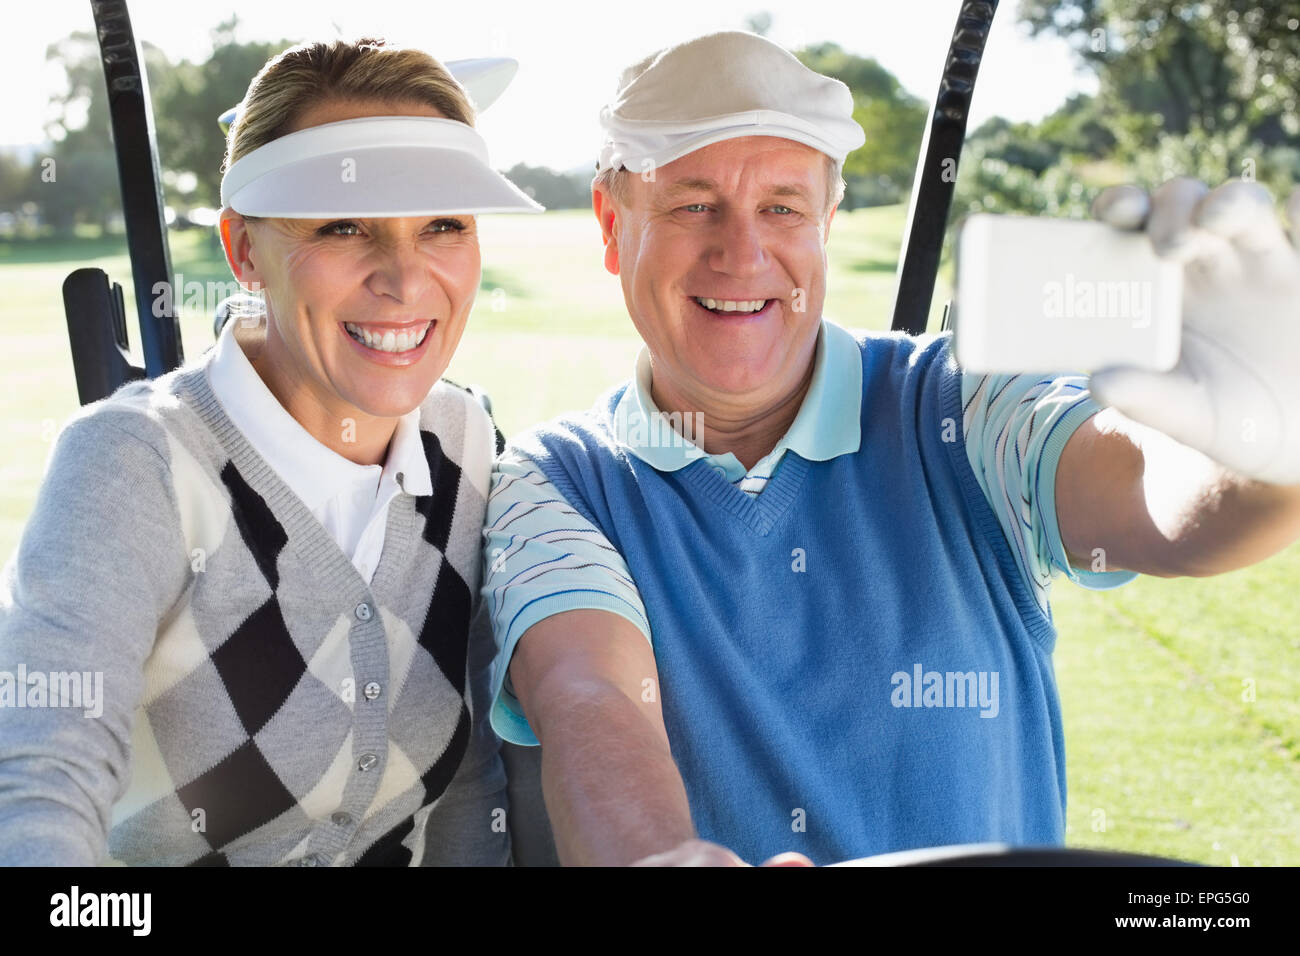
[363,681,382,701]
[354,602,373,622]
[357,752,380,772]
[331,812,353,827]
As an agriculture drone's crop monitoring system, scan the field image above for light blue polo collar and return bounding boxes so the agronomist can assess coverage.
[611,318,863,477]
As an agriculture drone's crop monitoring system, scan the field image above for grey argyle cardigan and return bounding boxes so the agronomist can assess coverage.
[0,355,508,866]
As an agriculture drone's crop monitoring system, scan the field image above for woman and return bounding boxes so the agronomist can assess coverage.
[0,37,541,865]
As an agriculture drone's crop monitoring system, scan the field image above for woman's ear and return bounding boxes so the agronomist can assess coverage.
[218,209,265,293]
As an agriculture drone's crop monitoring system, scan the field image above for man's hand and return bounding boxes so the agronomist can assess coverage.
[631,839,814,867]
[1089,178,1300,484]
[1056,178,1300,578]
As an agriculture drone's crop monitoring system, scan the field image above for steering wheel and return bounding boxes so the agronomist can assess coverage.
[831,842,1199,866]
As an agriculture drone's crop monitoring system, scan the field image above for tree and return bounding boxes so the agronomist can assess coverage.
[500,163,588,210]
[0,152,40,219]
[151,18,289,209]
[744,11,774,37]
[1020,0,1299,142]
[949,2,1299,221]
[40,31,142,233]
[35,17,290,232]
[794,43,927,206]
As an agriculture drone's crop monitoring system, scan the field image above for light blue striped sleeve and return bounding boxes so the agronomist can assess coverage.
[481,448,652,746]
[960,370,1139,618]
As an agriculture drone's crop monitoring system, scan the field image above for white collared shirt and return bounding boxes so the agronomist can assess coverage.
[205,318,432,585]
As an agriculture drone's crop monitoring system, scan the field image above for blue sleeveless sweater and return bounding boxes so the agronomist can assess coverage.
[512,333,1065,864]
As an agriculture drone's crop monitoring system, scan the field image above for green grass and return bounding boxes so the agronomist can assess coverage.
[2,207,1296,864]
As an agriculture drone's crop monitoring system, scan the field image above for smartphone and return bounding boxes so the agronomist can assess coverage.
[952,213,1182,374]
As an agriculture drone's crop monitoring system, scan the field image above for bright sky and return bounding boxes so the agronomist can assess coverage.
[13,0,1096,170]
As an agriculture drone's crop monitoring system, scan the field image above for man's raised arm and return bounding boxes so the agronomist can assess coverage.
[1056,408,1300,578]
[1055,179,1300,580]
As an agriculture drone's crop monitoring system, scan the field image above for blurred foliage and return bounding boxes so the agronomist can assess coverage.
[34,30,160,233]
[5,6,1297,232]
[1020,0,1299,137]
[4,27,932,225]
[0,17,288,234]
[795,43,928,208]
[500,163,590,210]
[152,19,289,208]
[954,1,1300,223]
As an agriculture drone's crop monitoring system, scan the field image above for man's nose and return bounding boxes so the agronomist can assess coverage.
[708,211,767,278]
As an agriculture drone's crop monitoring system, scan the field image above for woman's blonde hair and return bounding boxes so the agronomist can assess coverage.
[219,37,475,328]
[222,36,475,173]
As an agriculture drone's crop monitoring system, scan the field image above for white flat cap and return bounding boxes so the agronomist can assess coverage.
[597,31,866,173]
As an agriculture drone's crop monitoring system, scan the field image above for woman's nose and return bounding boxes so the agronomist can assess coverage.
[366,243,434,304]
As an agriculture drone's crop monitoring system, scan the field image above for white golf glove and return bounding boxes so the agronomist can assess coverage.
[1089,178,1300,485]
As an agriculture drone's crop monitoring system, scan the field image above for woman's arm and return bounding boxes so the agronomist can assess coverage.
[0,410,188,865]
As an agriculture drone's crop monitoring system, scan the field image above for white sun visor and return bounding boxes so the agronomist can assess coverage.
[217,57,521,135]
[219,115,543,217]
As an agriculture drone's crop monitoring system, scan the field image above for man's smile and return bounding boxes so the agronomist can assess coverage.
[692,296,769,313]
[690,296,777,319]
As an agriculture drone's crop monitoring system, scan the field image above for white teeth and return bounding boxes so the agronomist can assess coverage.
[695,297,766,313]
[344,321,432,353]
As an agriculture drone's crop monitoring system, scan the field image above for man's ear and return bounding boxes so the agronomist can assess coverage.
[218,208,266,293]
[824,202,839,244]
[591,181,621,276]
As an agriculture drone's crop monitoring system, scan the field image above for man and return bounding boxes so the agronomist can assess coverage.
[485,31,1300,866]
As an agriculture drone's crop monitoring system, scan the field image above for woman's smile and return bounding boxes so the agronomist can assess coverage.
[341,318,437,363]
